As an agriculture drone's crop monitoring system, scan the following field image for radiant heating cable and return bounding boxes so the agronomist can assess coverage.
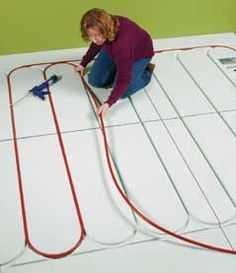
[79,45,236,255]
[7,66,86,259]
[5,45,236,259]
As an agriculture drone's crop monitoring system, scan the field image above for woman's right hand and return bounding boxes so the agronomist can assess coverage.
[74,64,85,75]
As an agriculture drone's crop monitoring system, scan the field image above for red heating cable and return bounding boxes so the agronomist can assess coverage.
[7,66,86,259]
[6,44,236,258]
[79,44,236,255]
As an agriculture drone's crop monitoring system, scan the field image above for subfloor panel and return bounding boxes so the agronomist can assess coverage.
[0,37,236,272]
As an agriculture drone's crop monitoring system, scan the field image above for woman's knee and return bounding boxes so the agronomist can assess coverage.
[88,69,116,88]
[88,73,104,87]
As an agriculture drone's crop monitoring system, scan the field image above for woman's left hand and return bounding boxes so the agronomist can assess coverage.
[96,103,109,118]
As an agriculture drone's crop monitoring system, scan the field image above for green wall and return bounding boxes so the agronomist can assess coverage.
[0,0,235,55]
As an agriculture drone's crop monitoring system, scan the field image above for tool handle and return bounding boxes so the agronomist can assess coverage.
[36,75,61,91]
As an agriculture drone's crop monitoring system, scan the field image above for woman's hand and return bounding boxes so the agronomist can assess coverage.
[74,64,85,75]
[96,103,109,118]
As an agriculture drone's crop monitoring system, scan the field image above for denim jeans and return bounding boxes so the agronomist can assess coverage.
[88,51,152,98]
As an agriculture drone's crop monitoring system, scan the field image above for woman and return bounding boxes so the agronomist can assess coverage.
[75,8,155,117]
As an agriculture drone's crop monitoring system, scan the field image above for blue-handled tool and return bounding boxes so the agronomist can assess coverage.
[13,74,62,106]
[29,74,62,100]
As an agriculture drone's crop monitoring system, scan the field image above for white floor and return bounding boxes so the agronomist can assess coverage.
[0,33,236,272]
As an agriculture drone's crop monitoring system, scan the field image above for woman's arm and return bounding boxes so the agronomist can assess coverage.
[80,43,101,67]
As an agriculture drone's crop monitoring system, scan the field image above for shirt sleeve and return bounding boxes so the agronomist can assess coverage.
[105,47,133,107]
[80,43,101,67]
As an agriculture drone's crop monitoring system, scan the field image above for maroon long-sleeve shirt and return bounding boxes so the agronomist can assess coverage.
[80,16,154,107]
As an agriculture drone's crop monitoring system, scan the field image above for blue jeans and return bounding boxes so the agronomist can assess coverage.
[88,51,152,98]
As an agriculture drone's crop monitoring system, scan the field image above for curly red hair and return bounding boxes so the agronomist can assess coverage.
[80,8,119,42]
